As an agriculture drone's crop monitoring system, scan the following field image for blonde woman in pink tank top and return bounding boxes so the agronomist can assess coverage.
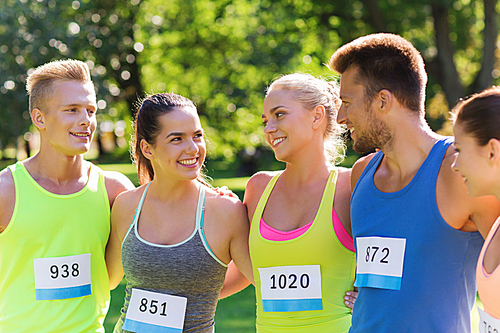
[220,73,359,326]
[451,87,500,330]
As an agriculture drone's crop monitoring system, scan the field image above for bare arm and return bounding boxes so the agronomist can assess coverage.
[219,173,277,299]
[469,195,500,238]
[106,203,125,290]
[105,187,138,289]
[219,261,251,299]
[439,148,500,237]
[219,199,254,299]
[0,167,15,234]
[103,171,135,289]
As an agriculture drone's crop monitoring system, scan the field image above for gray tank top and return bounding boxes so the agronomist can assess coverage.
[114,184,228,333]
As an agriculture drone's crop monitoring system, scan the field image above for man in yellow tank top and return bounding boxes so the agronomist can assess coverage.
[0,59,134,332]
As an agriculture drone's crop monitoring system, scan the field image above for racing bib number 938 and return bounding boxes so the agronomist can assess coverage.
[33,253,91,300]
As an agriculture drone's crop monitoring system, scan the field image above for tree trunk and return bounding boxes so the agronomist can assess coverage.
[362,0,388,32]
[431,1,465,107]
[471,0,498,93]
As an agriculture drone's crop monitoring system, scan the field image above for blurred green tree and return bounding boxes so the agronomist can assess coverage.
[0,0,498,168]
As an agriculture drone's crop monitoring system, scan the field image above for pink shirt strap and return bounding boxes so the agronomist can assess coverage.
[260,210,354,252]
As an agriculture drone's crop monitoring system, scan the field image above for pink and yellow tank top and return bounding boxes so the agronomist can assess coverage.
[477,217,500,319]
[249,170,356,332]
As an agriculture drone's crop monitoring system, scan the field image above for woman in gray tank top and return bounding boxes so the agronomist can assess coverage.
[106,93,254,332]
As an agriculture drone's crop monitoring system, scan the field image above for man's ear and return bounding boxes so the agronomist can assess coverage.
[377,89,393,114]
[31,108,46,130]
[140,139,154,161]
[312,105,326,130]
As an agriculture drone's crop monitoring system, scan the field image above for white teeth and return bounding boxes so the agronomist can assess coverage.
[179,158,197,165]
[72,133,89,137]
[273,138,285,146]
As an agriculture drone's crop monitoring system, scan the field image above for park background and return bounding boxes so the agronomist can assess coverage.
[0,0,498,331]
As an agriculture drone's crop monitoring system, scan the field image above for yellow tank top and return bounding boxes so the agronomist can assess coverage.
[249,170,356,332]
[0,162,110,333]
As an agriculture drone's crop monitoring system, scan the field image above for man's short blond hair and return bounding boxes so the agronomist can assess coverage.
[26,59,93,112]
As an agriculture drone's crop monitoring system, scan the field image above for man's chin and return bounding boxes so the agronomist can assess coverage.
[353,142,378,155]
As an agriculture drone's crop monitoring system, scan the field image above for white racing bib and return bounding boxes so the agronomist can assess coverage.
[33,253,91,300]
[479,307,500,333]
[258,265,322,312]
[122,288,187,332]
[355,237,406,290]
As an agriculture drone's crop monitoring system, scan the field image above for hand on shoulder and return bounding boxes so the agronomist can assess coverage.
[205,186,247,218]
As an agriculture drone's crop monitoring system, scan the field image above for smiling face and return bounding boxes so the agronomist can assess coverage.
[338,66,391,153]
[143,107,206,181]
[36,80,97,156]
[262,89,315,162]
[452,122,493,198]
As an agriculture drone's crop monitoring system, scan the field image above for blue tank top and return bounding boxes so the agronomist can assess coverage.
[350,137,483,333]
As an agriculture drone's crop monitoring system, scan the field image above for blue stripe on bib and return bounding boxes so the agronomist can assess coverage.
[35,284,91,300]
[262,298,323,312]
[122,319,183,333]
[355,273,402,290]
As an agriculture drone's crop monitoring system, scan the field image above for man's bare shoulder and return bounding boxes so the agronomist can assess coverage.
[351,153,377,188]
[0,166,14,187]
[102,170,136,207]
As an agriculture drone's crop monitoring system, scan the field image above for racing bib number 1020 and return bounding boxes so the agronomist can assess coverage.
[33,253,91,300]
[355,237,406,290]
[258,265,322,312]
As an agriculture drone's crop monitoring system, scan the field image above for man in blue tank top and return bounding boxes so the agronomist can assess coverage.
[329,34,500,332]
